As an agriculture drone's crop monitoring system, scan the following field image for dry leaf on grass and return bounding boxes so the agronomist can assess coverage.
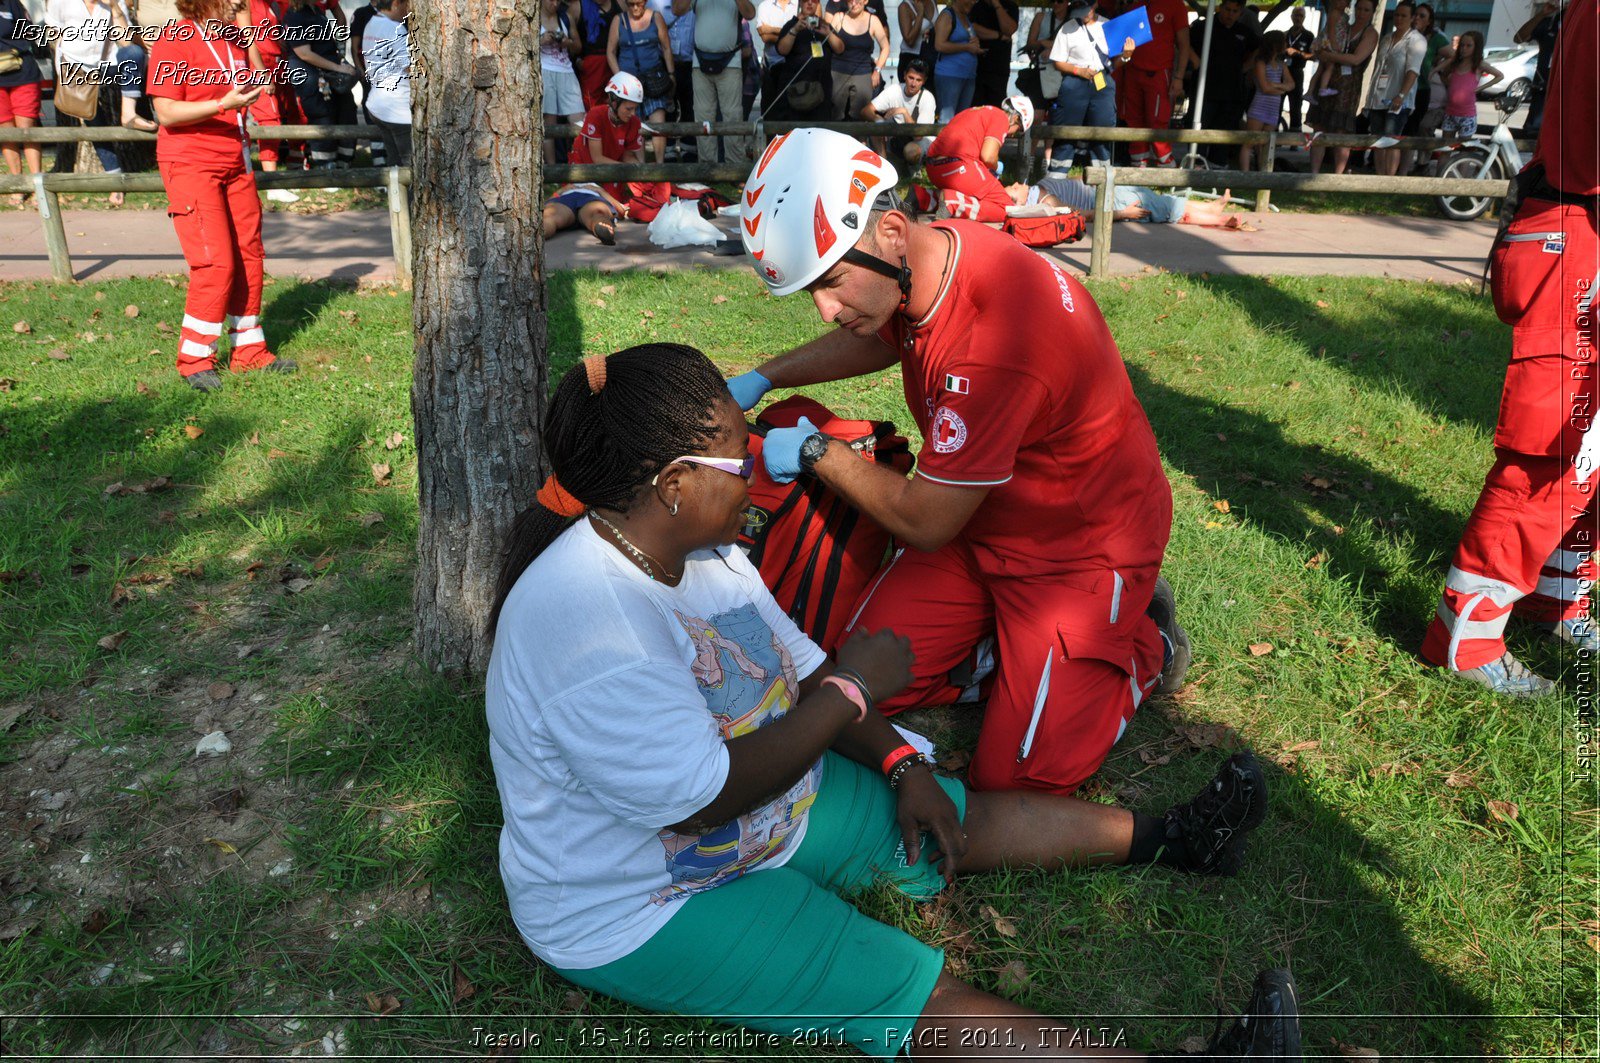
[451,964,476,1004]
[136,381,153,395]
[592,298,607,308]
[1213,499,1230,514]
[359,512,385,527]
[979,904,1019,938]
[207,787,245,819]
[48,348,70,361]
[384,432,404,450]
[712,295,728,304]
[12,320,31,334]
[995,959,1030,994]
[124,304,140,318]
[1444,771,1476,789]
[1315,299,1330,309]
[267,449,290,459]
[204,837,238,855]
[1306,550,1329,570]
[1175,722,1235,749]
[1486,799,1519,823]
[283,578,313,595]
[1282,740,1320,754]
[1248,642,1274,656]
[339,310,359,324]
[936,748,972,774]
[103,476,172,498]
[600,283,616,295]
[155,320,174,334]
[97,630,129,652]
[1333,1040,1380,1059]
[364,991,402,1015]
[82,908,110,935]
[371,462,393,485]
[207,682,235,702]
[183,425,204,440]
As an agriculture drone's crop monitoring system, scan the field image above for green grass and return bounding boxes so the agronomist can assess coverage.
[0,270,1593,1059]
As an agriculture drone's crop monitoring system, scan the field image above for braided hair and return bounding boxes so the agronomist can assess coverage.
[488,343,730,636]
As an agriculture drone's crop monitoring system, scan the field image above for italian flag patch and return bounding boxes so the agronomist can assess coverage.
[944,374,969,394]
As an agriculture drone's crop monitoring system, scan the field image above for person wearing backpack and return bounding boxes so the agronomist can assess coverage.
[736,129,1189,799]
[672,0,756,164]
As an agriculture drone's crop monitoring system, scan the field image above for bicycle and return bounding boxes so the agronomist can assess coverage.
[1430,84,1528,222]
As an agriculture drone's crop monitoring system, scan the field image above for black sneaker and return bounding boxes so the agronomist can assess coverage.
[262,358,298,374]
[186,369,223,393]
[1206,968,1301,1059]
[1162,751,1268,876]
[1148,575,1191,697]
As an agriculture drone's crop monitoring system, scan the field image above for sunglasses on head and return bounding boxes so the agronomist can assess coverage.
[652,455,757,484]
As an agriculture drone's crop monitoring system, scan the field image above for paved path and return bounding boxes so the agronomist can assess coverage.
[0,206,1494,285]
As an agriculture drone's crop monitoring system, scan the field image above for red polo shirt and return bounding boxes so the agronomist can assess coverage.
[148,22,254,169]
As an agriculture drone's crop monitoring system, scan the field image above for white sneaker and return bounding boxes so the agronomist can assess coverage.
[266,188,301,204]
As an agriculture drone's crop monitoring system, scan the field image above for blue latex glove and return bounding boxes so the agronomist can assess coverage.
[762,417,819,484]
[727,369,773,412]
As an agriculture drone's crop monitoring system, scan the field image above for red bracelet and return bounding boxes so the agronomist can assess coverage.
[821,675,869,723]
[880,743,919,776]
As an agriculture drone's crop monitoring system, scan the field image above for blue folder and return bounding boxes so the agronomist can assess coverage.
[1101,5,1154,52]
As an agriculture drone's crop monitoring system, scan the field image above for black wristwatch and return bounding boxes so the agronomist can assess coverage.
[799,432,832,472]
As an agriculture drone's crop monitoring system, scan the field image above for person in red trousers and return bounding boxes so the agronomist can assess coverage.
[1420,0,1597,695]
[923,95,1031,222]
[148,0,297,393]
[1110,0,1190,167]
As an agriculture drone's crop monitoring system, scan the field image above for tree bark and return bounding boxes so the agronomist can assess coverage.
[410,0,547,674]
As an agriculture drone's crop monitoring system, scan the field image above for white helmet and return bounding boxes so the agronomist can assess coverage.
[605,71,644,103]
[1004,95,1035,132]
[740,128,901,298]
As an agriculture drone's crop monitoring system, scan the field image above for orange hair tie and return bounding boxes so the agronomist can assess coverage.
[536,475,585,518]
[584,354,608,394]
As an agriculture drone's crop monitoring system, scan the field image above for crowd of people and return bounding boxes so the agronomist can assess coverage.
[0,0,413,207]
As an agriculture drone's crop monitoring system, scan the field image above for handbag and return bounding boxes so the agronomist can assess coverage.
[1002,210,1086,248]
[641,67,673,98]
[695,46,737,76]
[785,78,824,112]
[0,50,22,75]
[53,30,114,121]
[322,69,359,95]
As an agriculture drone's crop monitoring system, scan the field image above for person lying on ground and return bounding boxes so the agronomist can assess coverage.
[542,181,628,245]
[1005,178,1245,228]
[486,341,1302,1062]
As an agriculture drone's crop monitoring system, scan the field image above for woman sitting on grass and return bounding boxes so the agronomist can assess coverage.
[485,342,1303,1061]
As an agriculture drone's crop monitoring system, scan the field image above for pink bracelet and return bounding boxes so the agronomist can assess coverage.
[821,675,870,723]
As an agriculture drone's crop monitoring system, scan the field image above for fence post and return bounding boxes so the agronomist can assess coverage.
[1256,132,1277,213]
[386,166,412,289]
[1089,166,1115,278]
[33,173,74,284]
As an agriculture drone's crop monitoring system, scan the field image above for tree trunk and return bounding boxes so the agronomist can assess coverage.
[410,0,547,674]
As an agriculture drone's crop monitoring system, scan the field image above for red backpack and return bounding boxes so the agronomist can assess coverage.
[1002,210,1087,248]
[740,396,914,653]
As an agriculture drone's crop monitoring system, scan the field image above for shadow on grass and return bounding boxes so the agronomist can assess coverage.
[1127,362,1464,651]
[263,279,364,356]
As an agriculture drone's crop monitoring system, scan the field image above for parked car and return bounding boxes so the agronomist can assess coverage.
[1479,42,1537,100]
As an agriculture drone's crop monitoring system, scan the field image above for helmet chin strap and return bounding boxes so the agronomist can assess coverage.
[840,248,913,312]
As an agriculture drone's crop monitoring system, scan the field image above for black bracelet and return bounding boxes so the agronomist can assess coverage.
[831,665,874,713]
[887,752,929,791]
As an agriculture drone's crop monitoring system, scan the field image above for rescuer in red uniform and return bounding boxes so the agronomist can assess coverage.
[1420,0,1597,694]
[148,0,297,393]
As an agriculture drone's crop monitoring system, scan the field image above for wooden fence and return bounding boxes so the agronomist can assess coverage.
[0,121,1518,283]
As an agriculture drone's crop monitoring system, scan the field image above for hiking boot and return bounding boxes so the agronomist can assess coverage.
[262,357,299,375]
[186,369,223,393]
[1448,651,1554,698]
[1162,752,1268,876]
[1148,576,1192,697]
[1205,968,1301,1060]
[1533,615,1599,653]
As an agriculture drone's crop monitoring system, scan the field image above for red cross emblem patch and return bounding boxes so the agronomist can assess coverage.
[931,406,967,454]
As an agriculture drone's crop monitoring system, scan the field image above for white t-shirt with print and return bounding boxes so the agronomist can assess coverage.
[361,13,411,125]
[486,519,828,971]
[872,80,937,123]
